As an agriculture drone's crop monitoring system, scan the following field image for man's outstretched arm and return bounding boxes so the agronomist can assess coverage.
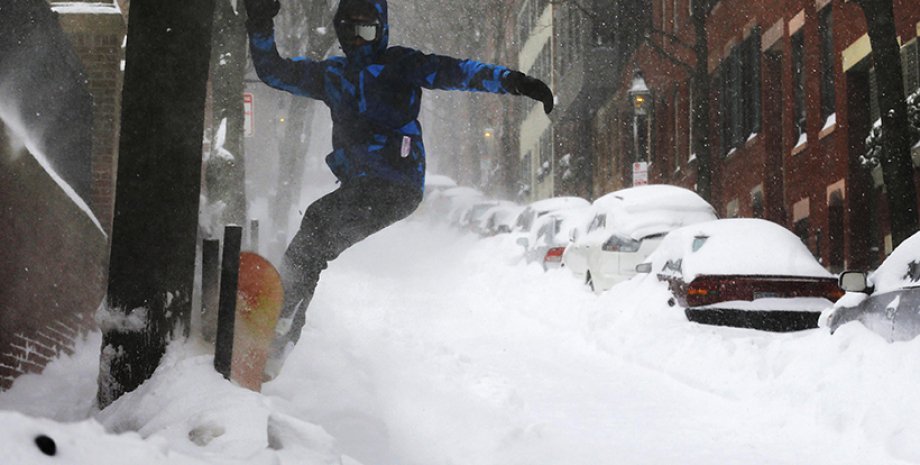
[244,0,326,100]
[403,51,554,114]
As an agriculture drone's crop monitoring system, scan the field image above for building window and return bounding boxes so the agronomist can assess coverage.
[673,0,680,33]
[673,88,681,172]
[522,151,533,186]
[791,30,806,141]
[719,30,761,155]
[726,199,740,218]
[869,67,880,124]
[742,28,762,137]
[688,82,694,161]
[818,7,836,122]
[536,131,553,183]
[751,188,764,219]
[795,217,810,247]
[828,190,845,273]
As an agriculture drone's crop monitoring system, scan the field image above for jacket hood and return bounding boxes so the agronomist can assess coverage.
[334,0,389,64]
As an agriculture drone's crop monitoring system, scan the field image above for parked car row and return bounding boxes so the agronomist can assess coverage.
[424,177,920,340]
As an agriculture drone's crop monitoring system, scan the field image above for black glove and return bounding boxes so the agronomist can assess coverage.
[503,71,554,114]
[244,0,280,31]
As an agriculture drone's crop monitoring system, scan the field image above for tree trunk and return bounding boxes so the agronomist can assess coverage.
[691,2,713,203]
[99,0,216,409]
[856,0,919,247]
[206,0,248,228]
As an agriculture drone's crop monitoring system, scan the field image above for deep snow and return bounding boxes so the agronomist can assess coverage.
[3,207,920,464]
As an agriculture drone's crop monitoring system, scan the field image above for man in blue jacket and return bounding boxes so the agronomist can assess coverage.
[245,0,553,377]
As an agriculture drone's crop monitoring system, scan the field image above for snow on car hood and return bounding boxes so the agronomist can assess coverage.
[646,218,832,281]
[868,230,920,294]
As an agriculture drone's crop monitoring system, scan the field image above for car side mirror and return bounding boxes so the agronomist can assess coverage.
[516,237,529,249]
[635,263,652,274]
[838,271,869,293]
[569,229,579,242]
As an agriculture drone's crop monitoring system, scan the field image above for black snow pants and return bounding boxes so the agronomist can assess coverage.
[274,177,423,350]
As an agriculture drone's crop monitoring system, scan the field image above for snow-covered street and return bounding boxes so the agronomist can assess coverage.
[4,212,920,464]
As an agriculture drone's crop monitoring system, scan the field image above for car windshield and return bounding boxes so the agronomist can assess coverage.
[588,214,606,233]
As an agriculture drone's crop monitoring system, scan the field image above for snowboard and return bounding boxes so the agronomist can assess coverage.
[229,252,284,391]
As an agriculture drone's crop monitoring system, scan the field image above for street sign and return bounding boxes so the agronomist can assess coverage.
[243,93,254,138]
[632,161,648,186]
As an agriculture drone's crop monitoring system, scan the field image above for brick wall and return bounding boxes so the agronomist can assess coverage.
[52,2,126,235]
[0,121,108,391]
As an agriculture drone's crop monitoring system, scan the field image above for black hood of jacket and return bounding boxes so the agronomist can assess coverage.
[333,0,389,65]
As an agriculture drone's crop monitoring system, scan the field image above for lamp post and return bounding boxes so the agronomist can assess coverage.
[628,69,651,186]
[481,126,495,186]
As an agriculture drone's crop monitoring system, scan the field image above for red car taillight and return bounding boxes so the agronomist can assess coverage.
[544,247,565,263]
[687,283,718,304]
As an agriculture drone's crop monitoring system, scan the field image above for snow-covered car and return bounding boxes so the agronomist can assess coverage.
[512,196,590,244]
[520,206,594,270]
[563,185,717,292]
[477,203,524,236]
[827,231,920,341]
[460,200,516,234]
[639,218,843,331]
[428,186,483,225]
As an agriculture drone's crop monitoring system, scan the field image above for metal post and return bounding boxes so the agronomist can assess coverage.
[214,225,241,379]
[200,239,221,343]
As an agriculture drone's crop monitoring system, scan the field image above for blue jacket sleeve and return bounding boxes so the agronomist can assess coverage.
[248,28,326,101]
[402,50,512,94]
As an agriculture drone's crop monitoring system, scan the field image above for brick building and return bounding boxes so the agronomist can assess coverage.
[50,0,127,234]
[598,0,920,271]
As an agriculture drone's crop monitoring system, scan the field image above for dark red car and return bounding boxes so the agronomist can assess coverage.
[639,219,843,332]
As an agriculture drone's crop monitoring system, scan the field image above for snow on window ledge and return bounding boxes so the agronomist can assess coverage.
[792,132,808,155]
[50,2,122,15]
[819,113,837,140]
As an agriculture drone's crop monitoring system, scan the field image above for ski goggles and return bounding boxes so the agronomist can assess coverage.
[336,19,381,42]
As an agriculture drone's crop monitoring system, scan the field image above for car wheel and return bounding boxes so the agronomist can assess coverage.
[586,272,595,292]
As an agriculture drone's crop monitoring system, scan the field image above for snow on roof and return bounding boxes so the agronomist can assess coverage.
[50,2,122,15]
[591,185,717,239]
[869,230,920,294]
[647,218,831,281]
[527,196,589,213]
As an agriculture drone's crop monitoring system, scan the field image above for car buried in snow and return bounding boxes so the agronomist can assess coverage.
[520,206,594,270]
[638,218,844,332]
[476,203,524,236]
[826,231,920,341]
[562,184,717,293]
[511,196,590,247]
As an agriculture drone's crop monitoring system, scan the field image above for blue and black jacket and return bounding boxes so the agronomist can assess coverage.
[248,0,517,193]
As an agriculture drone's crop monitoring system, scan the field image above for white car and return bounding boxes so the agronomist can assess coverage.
[461,200,516,233]
[521,206,594,270]
[477,203,524,236]
[512,196,590,246]
[563,184,717,293]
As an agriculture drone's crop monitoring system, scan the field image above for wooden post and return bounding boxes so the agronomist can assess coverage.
[98,0,216,409]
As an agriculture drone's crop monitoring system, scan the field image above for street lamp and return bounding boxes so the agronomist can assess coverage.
[628,69,651,185]
[628,69,650,116]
